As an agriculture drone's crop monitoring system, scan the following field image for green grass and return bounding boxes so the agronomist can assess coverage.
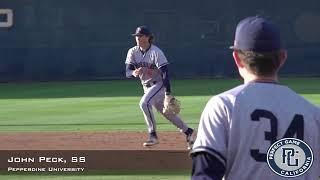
[0,78,319,179]
[0,96,207,131]
[0,78,319,132]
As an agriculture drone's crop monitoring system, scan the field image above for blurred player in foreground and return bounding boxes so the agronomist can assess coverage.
[191,16,320,180]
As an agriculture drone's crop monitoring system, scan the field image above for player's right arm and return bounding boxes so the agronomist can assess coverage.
[126,64,142,78]
[192,152,225,180]
[191,96,229,179]
[125,48,139,78]
[126,64,135,78]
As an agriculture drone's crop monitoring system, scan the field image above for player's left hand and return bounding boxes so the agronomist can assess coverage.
[163,95,181,115]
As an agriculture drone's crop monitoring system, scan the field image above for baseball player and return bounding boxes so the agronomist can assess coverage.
[125,25,195,149]
[191,16,320,179]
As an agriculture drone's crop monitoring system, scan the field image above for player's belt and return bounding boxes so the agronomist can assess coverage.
[145,81,157,88]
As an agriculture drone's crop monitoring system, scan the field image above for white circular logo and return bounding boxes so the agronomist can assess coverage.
[267,138,313,178]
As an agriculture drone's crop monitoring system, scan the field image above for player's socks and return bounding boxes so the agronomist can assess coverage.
[185,128,195,150]
[150,131,158,139]
[184,128,194,136]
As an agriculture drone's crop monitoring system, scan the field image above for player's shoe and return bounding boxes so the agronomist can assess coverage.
[186,128,196,150]
[143,132,159,147]
[143,137,159,147]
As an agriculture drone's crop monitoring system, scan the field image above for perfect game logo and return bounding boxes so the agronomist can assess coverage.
[267,138,314,178]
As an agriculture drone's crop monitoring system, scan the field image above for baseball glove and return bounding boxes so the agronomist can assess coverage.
[163,95,181,115]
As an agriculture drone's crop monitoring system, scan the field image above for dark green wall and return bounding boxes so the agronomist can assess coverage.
[0,0,319,81]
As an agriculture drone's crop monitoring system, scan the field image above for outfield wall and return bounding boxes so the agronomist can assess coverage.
[0,0,320,81]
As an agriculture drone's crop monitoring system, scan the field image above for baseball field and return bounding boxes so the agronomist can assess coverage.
[0,77,319,179]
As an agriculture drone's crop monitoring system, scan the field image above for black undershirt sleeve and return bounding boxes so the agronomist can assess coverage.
[191,152,226,180]
[159,65,171,94]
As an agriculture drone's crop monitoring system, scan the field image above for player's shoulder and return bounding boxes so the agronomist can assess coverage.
[130,46,140,51]
[275,83,320,112]
[149,44,164,53]
[214,82,320,112]
[207,82,275,107]
[205,84,247,109]
[214,84,247,101]
[128,46,140,53]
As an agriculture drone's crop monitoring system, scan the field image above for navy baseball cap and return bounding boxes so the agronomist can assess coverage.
[230,16,282,52]
[132,26,152,36]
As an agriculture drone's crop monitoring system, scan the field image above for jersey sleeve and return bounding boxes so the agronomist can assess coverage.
[191,152,226,180]
[125,48,135,65]
[191,96,230,167]
[154,49,169,68]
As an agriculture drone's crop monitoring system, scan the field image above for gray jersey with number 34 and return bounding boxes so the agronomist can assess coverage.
[192,82,320,180]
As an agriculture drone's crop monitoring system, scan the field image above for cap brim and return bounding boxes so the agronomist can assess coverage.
[132,33,143,36]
